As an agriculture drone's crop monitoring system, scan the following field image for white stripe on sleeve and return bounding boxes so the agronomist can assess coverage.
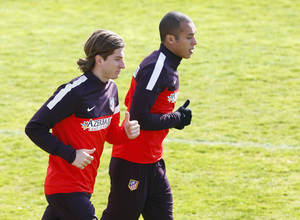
[114,105,120,114]
[146,52,166,91]
[47,75,88,110]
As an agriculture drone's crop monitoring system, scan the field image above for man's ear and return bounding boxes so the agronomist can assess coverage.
[95,55,104,65]
[165,34,176,45]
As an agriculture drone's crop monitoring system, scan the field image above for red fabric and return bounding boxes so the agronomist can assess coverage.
[112,78,178,164]
[45,112,127,195]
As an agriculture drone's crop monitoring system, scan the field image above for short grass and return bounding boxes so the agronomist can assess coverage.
[0,0,299,219]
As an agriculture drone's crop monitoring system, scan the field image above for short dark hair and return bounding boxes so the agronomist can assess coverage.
[159,11,192,43]
[77,29,125,72]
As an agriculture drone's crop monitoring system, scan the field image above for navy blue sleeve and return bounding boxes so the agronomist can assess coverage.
[25,84,77,164]
[129,66,181,131]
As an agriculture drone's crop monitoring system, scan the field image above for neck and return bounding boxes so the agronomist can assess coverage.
[92,66,108,83]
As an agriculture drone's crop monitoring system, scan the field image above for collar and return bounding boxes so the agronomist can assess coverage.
[159,43,182,68]
[84,70,108,88]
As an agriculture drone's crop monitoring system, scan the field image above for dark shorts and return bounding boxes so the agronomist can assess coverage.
[42,192,98,220]
[101,157,173,220]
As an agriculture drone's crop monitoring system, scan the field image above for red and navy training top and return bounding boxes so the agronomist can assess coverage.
[25,70,128,195]
[112,44,182,163]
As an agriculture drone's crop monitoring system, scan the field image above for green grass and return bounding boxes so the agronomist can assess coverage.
[1,0,299,219]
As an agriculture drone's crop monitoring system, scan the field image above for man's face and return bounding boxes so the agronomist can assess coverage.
[172,21,197,59]
[100,47,125,81]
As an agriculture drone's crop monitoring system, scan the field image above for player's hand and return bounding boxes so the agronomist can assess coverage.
[124,111,140,139]
[72,148,95,169]
[174,99,192,130]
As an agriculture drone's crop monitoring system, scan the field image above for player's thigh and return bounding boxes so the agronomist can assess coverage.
[109,157,148,204]
[64,192,97,219]
[103,158,148,219]
[46,192,98,220]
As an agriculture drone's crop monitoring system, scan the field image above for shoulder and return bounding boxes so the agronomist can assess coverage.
[69,74,88,85]
[140,50,165,69]
[65,74,90,97]
[61,74,88,91]
[51,74,87,96]
[136,51,168,79]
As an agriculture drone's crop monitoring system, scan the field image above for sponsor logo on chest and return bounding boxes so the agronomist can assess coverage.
[81,97,115,131]
[81,117,112,131]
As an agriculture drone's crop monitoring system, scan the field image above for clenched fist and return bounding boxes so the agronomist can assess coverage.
[72,148,95,169]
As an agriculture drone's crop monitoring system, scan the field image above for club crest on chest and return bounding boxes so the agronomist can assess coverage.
[109,97,115,113]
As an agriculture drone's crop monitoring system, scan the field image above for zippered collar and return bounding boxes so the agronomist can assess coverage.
[159,43,182,69]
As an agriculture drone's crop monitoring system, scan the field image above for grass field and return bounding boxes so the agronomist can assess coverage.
[0,0,299,219]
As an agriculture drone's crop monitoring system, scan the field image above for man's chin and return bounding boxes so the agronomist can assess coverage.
[113,75,120,79]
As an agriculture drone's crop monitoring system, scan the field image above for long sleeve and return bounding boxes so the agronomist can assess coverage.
[106,110,129,145]
[127,63,181,131]
[130,87,180,131]
[25,83,79,164]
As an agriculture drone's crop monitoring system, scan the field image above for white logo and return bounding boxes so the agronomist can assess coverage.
[167,91,179,103]
[87,106,95,112]
[81,117,112,131]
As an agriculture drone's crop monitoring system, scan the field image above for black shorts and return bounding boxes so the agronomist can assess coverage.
[42,192,98,220]
[101,157,173,220]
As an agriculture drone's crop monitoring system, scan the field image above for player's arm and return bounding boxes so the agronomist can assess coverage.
[129,67,182,131]
[25,84,77,164]
[129,91,179,131]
